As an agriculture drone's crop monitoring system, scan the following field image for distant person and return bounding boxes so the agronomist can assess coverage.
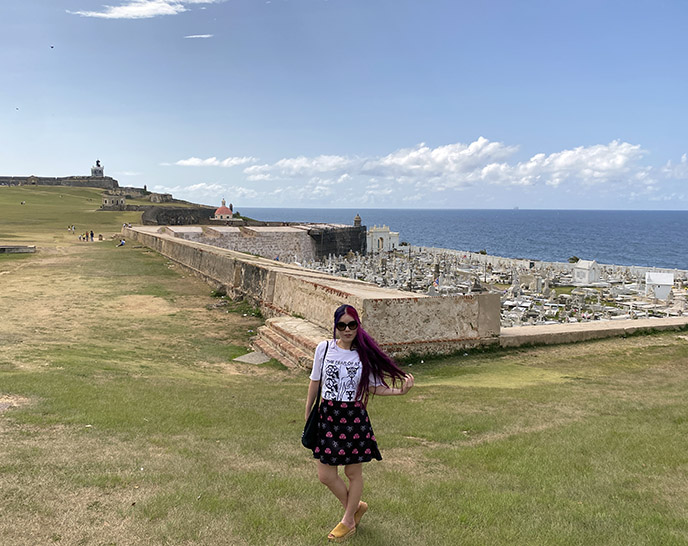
[304,304,414,542]
[116,239,125,247]
[90,231,94,242]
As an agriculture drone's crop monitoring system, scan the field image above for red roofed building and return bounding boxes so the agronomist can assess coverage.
[214,198,233,220]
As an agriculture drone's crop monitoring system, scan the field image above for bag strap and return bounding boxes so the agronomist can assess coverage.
[315,341,328,402]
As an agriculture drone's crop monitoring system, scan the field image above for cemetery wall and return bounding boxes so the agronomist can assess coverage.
[172,227,318,262]
[415,247,688,280]
[123,226,501,355]
[164,225,367,262]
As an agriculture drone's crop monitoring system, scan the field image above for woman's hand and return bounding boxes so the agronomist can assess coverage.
[399,373,415,395]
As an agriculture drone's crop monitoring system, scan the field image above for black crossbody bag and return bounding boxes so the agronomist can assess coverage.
[301,342,328,449]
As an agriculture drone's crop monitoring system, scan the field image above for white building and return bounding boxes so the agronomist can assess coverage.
[366,225,399,253]
[573,260,601,286]
[645,272,674,300]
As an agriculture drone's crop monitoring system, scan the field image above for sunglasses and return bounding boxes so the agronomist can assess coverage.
[336,321,358,331]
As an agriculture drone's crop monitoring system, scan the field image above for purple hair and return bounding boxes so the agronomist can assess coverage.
[333,304,406,405]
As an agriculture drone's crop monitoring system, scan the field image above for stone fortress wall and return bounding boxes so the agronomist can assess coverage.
[160,224,367,261]
[166,225,318,261]
[123,225,501,357]
[0,175,118,190]
[123,224,688,365]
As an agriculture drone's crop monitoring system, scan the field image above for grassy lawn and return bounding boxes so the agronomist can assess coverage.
[2,187,688,545]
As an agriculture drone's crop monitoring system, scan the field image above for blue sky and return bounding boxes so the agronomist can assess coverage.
[2,0,687,209]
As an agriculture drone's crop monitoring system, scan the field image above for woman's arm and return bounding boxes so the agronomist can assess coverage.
[369,373,415,396]
[305,379,321,421]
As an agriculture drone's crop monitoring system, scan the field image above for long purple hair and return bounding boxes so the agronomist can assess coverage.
[333,304,406,405]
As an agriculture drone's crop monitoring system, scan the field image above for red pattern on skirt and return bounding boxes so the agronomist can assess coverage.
[312,399,382,466]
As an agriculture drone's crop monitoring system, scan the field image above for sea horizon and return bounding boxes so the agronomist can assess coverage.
[235,206,688,212]
[240,208,688,271]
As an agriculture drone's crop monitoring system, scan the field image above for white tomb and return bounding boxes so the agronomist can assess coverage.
[573,259,601,285]
[366,225,399,253]
[645,272,674,300]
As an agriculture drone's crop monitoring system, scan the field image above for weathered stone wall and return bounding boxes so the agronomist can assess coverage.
[362,294,501,353]
[149,193,173,203]
[0,176,118,190]
[162,225,367,263]
[269,274,361,328]
[176,226,317,262]
[141,207,215,225]
[123,226,501,355]
[267,274,500,351]
[308,226,367,258]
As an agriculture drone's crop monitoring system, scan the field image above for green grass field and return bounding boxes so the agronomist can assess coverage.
[2,187,688,545]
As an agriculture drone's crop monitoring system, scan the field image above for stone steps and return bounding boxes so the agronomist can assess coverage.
[253,326,312,369]
[252,316,329,370]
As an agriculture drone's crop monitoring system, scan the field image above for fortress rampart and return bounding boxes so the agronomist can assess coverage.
[158,224,366,261]
[0,175,118,190]
[123,226,501,357]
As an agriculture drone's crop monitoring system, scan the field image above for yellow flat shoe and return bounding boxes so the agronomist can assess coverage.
[354,501,368,526]
[328,522,356,543]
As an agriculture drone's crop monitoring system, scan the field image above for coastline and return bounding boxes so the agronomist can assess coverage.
[240,208,688,271]
[412,246,688,280]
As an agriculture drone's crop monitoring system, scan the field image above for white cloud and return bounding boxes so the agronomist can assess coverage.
[150,182,260,202]
[155,139,688,208]
[363,137,517,181]
[663,154,688,180]
[244,155,355,178]
[245,173,275,182]
[68,0,220,19]
[184,34,214,39]
[240,138,651,192]
[187,182,224,192]
[173,156,256,167]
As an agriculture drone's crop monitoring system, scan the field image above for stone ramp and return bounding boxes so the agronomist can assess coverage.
[252,316,329,369]
[500,316,688,347]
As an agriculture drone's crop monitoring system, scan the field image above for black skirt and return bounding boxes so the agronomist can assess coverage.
[312,399,382,466]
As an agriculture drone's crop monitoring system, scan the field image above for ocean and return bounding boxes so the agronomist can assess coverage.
[239,208,688,271]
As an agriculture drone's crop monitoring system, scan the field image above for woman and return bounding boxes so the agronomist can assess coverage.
[305,304,415,542]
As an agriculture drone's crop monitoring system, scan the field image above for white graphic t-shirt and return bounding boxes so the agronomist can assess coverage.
[310,340,383,402]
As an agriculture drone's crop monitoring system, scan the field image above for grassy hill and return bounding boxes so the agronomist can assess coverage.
[0,186,144,245]
[2,187,688,545]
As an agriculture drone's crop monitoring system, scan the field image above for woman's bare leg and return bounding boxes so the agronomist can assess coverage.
[341,464,363,528]
[317,461,348,508]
